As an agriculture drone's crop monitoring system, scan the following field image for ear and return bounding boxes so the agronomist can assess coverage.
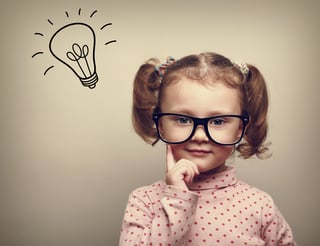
[239,113,250,138]
[158,120,167,139]
[236,122,243,138]
[236,119,249,139]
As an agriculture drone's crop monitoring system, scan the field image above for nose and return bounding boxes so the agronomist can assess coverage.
[191,125,209,142]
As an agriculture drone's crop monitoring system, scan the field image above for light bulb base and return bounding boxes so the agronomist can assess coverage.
[80,73,98,89]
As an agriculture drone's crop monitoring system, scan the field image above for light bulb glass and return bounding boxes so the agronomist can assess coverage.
[49,23,98,89]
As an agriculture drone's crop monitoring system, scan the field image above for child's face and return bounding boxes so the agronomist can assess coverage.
[160,78,242,173]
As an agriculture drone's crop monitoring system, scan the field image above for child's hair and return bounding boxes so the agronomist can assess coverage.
[132,52,269,159]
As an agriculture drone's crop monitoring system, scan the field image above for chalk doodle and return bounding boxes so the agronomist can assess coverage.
[32,8,117,89]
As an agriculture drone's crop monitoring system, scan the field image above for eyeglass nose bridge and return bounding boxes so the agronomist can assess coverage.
[189,117,211,139]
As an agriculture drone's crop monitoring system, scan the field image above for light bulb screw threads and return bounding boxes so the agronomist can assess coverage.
[80,73,98,89]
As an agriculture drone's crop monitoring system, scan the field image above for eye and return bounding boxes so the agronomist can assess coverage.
[209,118,226,126]
[175,116,192,125]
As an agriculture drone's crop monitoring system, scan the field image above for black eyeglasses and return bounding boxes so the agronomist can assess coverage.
[153,112,249,145]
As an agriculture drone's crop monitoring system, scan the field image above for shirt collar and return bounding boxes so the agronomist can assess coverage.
[188,166,237,191]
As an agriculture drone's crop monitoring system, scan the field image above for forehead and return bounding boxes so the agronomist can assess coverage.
[160,78,242,116]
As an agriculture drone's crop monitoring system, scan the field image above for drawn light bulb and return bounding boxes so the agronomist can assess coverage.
[49,22,98,89]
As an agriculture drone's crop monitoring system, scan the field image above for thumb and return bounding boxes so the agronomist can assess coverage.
[166,145,176,172]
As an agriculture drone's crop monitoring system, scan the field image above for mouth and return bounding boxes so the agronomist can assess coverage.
[186,149,212,157]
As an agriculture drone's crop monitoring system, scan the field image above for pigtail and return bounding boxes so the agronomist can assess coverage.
[132,59,161,144]
[237,64,270,159]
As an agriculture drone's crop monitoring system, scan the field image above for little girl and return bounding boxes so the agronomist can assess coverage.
[119,52,296,245]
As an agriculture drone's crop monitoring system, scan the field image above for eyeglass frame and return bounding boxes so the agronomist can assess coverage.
[152,112,250,146]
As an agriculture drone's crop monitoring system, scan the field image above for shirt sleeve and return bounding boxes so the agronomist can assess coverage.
[261,198,297,246]
[119,184,198,246]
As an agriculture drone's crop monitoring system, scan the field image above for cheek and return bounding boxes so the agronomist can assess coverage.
[169,144,185,161]
[217,145,234,157]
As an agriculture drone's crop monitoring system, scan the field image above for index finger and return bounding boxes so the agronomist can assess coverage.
[166,145,176,172]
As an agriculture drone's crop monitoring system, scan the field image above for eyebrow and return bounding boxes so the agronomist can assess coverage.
[166,109,237,117]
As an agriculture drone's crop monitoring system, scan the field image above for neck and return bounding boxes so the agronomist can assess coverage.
[201,163,227,176]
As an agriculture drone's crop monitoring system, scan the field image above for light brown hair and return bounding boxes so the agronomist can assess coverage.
[132,52,269,159]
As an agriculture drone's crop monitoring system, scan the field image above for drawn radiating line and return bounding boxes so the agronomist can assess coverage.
[65,11,69,17]
[101,23,112,30]
[44,66,54,76]
[105,40,117,46]
[48,19,53,25]
[78,8,81,15]
[90,10,98,18]
[34,32,44,36]
[32,51,44,58]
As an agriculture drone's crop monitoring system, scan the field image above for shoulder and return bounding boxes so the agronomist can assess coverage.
[235,179,276,206]
[132,180,166,193]
[128,180,166,201]
[234,180,287,226]
[234,183,297,244]
[128,180,198,204]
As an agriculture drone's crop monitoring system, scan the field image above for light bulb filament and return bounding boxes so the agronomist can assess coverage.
[66,43,92,78]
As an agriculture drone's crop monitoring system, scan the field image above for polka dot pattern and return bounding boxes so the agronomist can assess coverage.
[120,167,296,245]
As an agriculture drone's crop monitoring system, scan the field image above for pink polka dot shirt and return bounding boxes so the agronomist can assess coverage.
[119,166,296,245]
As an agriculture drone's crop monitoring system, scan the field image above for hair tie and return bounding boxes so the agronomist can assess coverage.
[232,60,249,80]
[155,56,175,78]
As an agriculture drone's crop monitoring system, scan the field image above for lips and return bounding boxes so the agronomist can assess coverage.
[187,149,212,156]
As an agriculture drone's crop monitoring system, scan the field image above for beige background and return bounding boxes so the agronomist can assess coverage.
[1,0,319,245]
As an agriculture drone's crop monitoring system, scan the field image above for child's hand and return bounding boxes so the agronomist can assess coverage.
[166,145,200,190]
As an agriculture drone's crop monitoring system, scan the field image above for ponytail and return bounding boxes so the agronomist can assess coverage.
[237,64,270,159]
[132,59,161,144]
